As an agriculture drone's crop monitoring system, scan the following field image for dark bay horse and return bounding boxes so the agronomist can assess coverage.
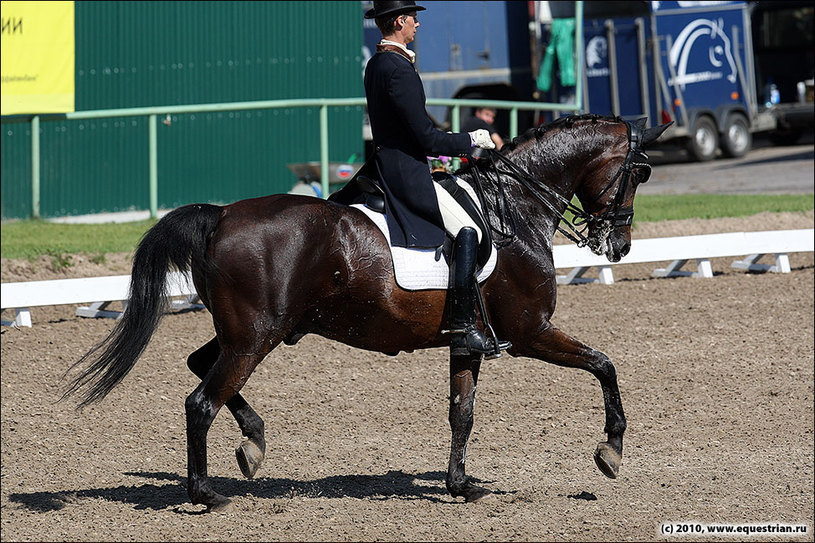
[64,114,670,511]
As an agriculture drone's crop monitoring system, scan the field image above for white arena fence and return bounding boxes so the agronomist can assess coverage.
[1,229,813,327]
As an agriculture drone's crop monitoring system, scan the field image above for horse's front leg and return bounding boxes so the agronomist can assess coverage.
[522,324,626,478]
[446,353,491,502]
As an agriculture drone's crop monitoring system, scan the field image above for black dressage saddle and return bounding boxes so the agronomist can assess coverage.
[356,172,493,269]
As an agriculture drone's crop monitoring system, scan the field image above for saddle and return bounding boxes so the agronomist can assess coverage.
[356,172,494,269]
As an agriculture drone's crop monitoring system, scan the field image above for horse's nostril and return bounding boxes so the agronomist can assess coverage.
[620,241,631,257]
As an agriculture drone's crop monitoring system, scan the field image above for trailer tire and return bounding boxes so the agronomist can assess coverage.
[687,116,719,162]
[720,113,751,158]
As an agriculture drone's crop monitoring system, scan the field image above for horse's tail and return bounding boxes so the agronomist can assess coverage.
[62,203,223,408]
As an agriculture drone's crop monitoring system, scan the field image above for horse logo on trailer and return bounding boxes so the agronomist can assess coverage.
[585,35,610,78]
[668,17,737,89]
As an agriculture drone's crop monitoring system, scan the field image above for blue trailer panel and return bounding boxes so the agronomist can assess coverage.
[583,16,656,123]
[579,0,768,161]
[652,2,752,126]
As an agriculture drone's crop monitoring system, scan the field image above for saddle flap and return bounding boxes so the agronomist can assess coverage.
[357,176,386,213]
[431,171,493,269]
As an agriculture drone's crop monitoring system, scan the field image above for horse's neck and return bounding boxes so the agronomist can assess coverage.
[479,132,585,243]
[466,126,603,251]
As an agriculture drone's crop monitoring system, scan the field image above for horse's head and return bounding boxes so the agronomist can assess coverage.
[575,118,671,262]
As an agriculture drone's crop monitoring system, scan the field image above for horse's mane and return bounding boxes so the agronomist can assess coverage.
[454,113,627,245]
[500,113,623,154]
[455,113,625,179]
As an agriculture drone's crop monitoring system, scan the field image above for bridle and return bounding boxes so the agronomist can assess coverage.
[467,118,652,250]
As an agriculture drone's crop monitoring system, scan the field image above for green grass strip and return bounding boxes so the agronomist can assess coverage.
[1,219,157,260]
[633,194,814,223]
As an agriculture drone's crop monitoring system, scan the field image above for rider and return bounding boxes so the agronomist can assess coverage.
[364,0,510,357]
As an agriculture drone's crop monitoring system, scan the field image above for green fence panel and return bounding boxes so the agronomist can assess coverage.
[0,125,33,220]
[1,1,363,220]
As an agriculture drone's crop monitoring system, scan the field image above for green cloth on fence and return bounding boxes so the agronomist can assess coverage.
[537,18,576,92]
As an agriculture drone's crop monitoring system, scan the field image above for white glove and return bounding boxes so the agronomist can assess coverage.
[469,129,495,150]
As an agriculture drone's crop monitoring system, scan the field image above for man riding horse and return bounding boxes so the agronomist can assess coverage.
[362,0,510,357]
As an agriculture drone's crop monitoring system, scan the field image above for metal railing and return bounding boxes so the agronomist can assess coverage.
[14,3,586,220]
[20,95,581,220]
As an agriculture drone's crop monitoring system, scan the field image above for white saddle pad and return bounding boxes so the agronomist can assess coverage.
[350,179,497,291]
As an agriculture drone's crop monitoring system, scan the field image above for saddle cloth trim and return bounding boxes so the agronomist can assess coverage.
[351,178,497,291]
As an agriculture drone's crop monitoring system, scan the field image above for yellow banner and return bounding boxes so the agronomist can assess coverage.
[1,1,75,115]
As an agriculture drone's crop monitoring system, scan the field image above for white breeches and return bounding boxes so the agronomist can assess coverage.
[433,182,482,243]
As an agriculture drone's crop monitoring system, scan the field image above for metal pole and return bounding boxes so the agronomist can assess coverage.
[451,105,461,170]
[320,104,329,199]
[149,114,158,219]
[31,116,40,219]
[574,0,584,113]
[664,35,690,128]
[451,104,460,132]
[510,107,518,138]
[605,19,620,117]
[635,18,652,122]
[731,26,755,119]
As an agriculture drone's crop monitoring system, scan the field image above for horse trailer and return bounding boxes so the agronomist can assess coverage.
[579,1,772,161]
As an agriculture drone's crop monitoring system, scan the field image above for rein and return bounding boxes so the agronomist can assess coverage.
[466,119,651,250]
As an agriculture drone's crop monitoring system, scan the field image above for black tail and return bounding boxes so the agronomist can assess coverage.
[62,203,222,407]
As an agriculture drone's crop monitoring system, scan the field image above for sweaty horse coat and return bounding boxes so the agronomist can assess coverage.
[363,46,472,248]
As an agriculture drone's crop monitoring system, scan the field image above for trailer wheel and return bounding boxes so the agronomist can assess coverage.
[687,116,719,161]
[721,113,751,158]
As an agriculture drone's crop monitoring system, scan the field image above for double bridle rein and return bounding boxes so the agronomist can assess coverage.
[467,118,652,251]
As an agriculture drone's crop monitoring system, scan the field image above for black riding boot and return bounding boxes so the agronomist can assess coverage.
[448,227,510,358]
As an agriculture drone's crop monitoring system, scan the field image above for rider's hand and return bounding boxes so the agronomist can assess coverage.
[469,129,495,150]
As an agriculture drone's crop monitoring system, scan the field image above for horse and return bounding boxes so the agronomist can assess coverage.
[63,114,671,511]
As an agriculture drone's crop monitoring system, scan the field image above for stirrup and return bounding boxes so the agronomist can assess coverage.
[448,324,511,359]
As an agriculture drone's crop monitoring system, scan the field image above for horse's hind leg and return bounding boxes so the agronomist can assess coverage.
[187,338,266,479]
[185,335,278,511]
[446,353,491,502]
[527,326,626,478]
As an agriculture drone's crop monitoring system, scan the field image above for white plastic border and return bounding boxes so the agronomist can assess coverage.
[1,230,813,326]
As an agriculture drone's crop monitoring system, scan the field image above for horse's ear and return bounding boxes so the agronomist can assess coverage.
[633,117,648,131]
[642,121,674,147]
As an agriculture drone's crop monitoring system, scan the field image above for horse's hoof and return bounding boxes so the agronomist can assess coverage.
[206,494,233,513]
[594,442,622,479]
[236,440,264,479]
[453,484,492,503]
[465,485,492,502]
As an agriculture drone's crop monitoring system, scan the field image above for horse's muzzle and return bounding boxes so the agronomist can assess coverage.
[604,232,631,262]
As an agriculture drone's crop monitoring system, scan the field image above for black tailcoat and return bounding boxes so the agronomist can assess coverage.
[364,48,472,248]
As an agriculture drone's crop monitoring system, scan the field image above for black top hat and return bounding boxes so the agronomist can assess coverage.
[364,1,426,20]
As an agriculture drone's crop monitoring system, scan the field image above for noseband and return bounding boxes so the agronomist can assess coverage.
[468,118,651,250]
[586,120,652,228]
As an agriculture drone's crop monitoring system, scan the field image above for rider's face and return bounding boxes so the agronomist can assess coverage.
[400,12,419,43]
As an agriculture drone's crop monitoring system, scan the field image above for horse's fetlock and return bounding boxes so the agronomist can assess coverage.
[608,418,627,437]
[446,474,468,495]
[187,476,211,503]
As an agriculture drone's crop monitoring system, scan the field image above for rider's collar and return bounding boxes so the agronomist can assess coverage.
[379,40,416,63]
